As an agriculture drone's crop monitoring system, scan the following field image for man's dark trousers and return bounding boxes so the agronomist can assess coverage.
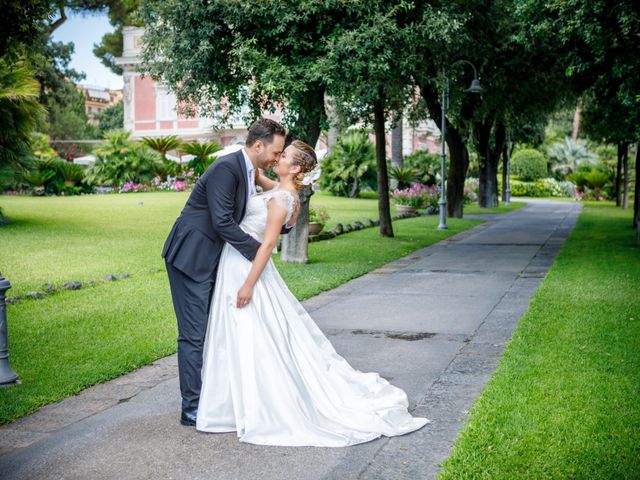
[165,261,215,411]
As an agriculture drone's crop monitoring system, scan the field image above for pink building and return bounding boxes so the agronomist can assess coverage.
[115,27,440,155]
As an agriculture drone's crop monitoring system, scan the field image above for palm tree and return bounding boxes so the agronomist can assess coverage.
[547,137,597,176]
[389,166,419,190]
[141,135,182,178]
[0,59,44,184]
[330,131,375,197]
[141,135,181,161]
[180,140,222,175]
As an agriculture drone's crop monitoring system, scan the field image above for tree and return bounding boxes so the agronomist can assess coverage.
[93,0,142,75]
[325,1,442,236]
[94,100,123,138]
[0,59,44,191]
[140,0,356,262]
[413,0,572,213]
[517,0,640,224]
[320,131,377,197]
[179,141,222,176]
[141,135,180,161]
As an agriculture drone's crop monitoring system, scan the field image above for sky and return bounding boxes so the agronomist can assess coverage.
[51,10,124,90]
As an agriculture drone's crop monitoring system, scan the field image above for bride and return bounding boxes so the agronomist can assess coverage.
[196,140,428,447]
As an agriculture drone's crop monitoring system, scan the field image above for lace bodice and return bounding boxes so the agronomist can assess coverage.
[239,188,298,242]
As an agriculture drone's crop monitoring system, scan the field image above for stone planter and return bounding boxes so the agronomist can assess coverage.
[395,204,417,214]
[308,222,324,235]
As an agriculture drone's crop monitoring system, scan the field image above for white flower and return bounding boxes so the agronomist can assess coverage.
[301,166,321,186]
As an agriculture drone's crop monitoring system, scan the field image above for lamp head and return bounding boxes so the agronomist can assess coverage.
[466,78,483,94]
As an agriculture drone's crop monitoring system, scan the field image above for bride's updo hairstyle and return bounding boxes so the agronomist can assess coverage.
[289,140,318,190]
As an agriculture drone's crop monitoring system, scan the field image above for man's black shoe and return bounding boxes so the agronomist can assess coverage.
[180,408,197,426]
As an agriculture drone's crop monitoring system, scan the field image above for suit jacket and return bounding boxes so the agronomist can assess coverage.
[162,150,261,282]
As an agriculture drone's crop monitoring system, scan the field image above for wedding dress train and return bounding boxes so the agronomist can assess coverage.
[196,188,428,446]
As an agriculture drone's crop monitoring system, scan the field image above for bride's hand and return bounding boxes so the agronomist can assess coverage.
[236,283,253,308]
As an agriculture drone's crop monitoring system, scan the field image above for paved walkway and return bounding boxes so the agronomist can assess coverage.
[0,200,581,480]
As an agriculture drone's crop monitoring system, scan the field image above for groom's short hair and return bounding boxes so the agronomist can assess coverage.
[246,118,286,147]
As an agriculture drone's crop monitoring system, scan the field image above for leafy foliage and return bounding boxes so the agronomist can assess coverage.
[93,100,123,138]
[547,137,597,176]
[510,149,547,181]
[179,141,222,176]
[89,130,164,186]
[402,150,441,185]
[507,178,576,198]
[319,131,377,198]
[308,206,330,226]
[0,59,43,189]
[23,157,92,195]
[389,166,419,190]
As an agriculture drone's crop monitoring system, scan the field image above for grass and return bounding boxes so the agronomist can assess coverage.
[463,201,525,215]
[0,192,480,423]
[439,203,640,479]
[310,191,524,227]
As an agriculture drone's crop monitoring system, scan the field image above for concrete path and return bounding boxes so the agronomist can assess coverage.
[0,200,581,480]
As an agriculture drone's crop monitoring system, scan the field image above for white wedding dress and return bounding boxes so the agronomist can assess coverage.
[196,188,428,446]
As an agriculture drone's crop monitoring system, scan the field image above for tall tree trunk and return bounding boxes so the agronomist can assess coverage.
[633,144,639,243]
[501,144,508,202]
[281,87,325,263]
[391,113,403,167]
[616,142,625,206]
[623,145,629,209]
[418,82,469,218]
[476,119,505,208]
[280,187,313,264]
[374,90,393,237]
[325,95,339,153]
[571,105,581,141]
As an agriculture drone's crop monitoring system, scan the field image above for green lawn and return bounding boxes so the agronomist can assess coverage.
[463,201,526,215]
[439,203,640,479]
[0,192,480,423]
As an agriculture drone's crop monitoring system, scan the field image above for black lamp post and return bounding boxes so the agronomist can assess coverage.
[0,274,19,385]
[438,60,483,230]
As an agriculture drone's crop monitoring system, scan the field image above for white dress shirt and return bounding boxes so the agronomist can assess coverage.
[241,148,256,201]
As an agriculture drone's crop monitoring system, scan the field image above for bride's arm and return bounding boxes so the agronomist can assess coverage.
[236,200,288,308]
[255,168,278,191]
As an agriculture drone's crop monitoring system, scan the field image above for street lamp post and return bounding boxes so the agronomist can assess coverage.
[0,274,19,385]
[505,133,512,206]
[438,60,483,230]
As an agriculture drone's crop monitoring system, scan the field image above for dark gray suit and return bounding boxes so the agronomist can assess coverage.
[162,150,260,411]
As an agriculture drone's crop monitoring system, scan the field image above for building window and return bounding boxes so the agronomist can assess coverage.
[156,85,177,121]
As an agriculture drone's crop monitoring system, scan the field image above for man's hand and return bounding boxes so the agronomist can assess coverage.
[236,283,253,308]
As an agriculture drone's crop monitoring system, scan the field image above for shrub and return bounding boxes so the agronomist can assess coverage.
[309,206,330,225]
[89,130,164,186]
[547,137,597,176]
[320,131,377,197]
[508,178,575,197]
[511,149,547,181]
[403,150,440,185]
[389,166,418,190]
[465,177,479,195]
[180,140,222,175]
[392,183,440,209]
[23,158,92,196]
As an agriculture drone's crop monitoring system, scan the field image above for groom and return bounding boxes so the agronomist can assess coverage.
[162,118,287,426]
